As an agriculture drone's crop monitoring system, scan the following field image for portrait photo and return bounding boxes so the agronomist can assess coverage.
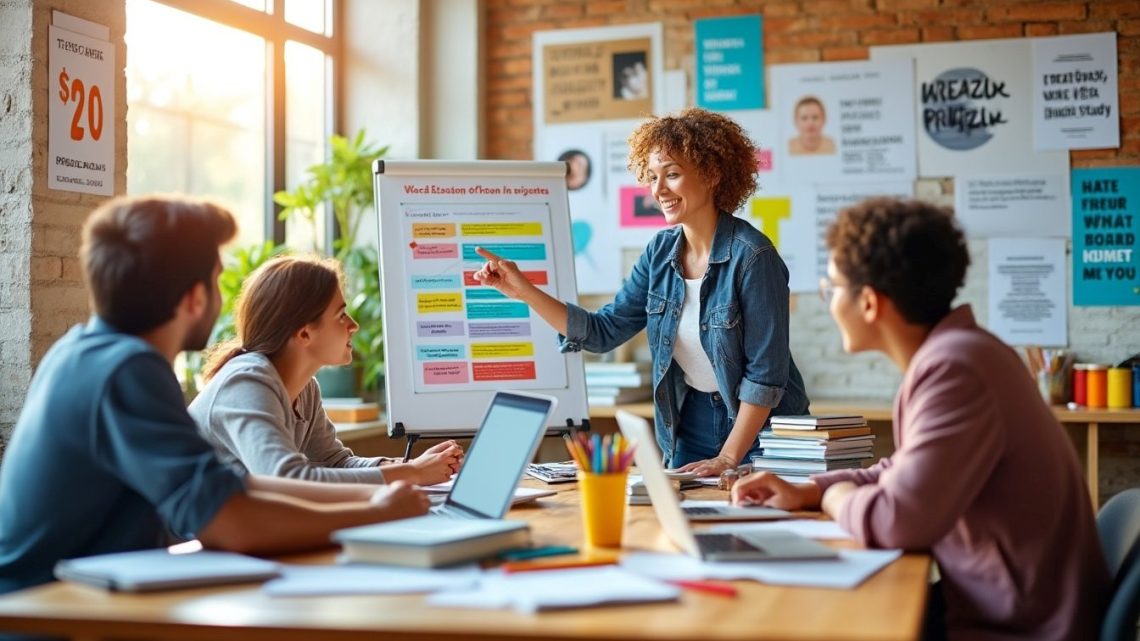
[788,95,836,156]
[611,51,649,101]
[557,149,592,191]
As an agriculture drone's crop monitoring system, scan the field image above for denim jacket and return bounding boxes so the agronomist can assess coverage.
[562,213,810,461]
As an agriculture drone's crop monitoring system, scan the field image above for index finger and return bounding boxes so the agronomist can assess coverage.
[474,246,503,262]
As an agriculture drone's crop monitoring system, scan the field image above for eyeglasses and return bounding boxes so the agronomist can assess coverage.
[818,277,847,303]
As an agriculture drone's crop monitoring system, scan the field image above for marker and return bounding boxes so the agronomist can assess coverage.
[665,579,738,597]
[498,545,578,562]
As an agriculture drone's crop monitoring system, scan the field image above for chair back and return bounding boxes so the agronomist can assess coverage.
[1100,557,1140,641]
[1098,488,1140,579]
[1098,488,1140,641]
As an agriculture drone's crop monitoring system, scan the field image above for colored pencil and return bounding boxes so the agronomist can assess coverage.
[500,557,617,574]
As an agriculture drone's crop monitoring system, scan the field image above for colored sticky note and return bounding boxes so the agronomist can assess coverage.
[418,292,463,314]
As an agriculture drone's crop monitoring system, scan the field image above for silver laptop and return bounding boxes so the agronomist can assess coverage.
[430,391,558,519]
[616,410,838,562]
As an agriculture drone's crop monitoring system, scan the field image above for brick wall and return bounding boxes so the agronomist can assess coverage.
[486,0,1139,163]
[485,1,1140,499]
[0,0,127,447]
[484,0,1140,393]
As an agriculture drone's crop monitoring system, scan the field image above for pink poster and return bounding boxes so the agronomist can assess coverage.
[618,185,666,229]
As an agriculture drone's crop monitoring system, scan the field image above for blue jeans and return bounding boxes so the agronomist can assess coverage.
[671,390,764,467]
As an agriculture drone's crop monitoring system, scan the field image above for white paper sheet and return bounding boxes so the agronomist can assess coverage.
[427,566,680,613]
[954,173,1070,238]
[1033,33,1119,151]
[872,39,1069,178]
[262,564,482,597]
[620,549,901,589]
[421,478,555,504]
[987,237,1068,346]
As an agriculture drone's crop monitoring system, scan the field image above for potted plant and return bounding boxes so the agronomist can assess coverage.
[274,129,389,399]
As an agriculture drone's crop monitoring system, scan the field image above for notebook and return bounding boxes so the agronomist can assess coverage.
[333,391,557,567]
[54,548,280,592]
[616,410,838,563]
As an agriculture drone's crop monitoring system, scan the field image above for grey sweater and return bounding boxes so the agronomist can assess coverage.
[189,352,388,483]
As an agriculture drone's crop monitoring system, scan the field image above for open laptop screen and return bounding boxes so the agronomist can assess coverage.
[446,392,555,519]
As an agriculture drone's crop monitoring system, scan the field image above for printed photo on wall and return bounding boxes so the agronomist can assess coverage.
[787,96,836,156]
[558,149,593,191]
[612,51,649,100]
[540,35,656,124]
[771,59,917,185]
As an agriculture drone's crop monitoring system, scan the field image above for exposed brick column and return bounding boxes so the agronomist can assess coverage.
[0,0,126,449]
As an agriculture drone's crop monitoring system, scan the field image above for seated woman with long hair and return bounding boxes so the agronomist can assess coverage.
[190,255,462,485]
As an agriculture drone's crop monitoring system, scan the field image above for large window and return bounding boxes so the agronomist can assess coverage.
[126,0,338,250]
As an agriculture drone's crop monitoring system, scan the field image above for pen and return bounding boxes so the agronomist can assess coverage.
[500,557,617,574]
[498,545,579,561]
[665,579,738,597]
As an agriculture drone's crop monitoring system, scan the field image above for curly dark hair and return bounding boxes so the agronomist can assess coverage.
[825,197,969,326]
[627,107,758,214]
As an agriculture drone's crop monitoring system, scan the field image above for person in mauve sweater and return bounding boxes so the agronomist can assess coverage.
[731,197,1109,641]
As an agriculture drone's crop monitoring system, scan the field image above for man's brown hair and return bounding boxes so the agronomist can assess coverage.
[80,195,236,335]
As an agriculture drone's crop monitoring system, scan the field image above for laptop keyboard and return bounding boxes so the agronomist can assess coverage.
[682,506,721,516]
[696,533,753,553]
[693,531,766,552]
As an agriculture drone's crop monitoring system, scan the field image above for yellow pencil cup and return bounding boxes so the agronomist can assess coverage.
[1107,368,1133,409]
[577,470,628,549]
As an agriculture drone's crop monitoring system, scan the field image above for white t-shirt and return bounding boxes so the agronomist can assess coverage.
[671,277,719,393]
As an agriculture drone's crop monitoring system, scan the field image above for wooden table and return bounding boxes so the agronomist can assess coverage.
[339,401,1140,506]
[0,483,930,641]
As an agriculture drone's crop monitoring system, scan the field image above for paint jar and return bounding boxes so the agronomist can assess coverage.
[1107,368,1132,409]
[1133,364,1140,408]
[1086,364,1109,409]
[1073,364,1090,406]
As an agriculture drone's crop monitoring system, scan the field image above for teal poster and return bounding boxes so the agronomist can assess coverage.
[1072,167,1139,306]
[695,15,763,110]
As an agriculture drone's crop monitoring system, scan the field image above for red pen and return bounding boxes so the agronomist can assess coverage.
[665,578,738,597]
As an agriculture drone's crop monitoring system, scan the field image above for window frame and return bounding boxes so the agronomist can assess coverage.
[144,0,343,245]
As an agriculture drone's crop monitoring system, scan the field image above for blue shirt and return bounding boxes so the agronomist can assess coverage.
[0,318,246,595]
[563,214,809,465]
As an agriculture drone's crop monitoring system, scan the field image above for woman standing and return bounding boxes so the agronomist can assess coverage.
[476,107,808,476]
[191,256,462,485]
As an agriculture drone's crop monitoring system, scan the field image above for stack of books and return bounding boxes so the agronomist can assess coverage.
[584,361,652,407]
[751,414,875,484]
[525,462,578,484]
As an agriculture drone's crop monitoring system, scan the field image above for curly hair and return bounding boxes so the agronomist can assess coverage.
[825,198,969,326]
[627,107,758,214]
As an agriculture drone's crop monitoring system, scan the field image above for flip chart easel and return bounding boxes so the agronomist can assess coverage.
[372,160,590,459]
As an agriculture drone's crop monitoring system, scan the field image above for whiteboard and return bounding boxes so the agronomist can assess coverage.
[372,160,589,436]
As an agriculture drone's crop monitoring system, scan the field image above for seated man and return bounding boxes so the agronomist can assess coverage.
[0,196,428,595]
[731,198,1109,641]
